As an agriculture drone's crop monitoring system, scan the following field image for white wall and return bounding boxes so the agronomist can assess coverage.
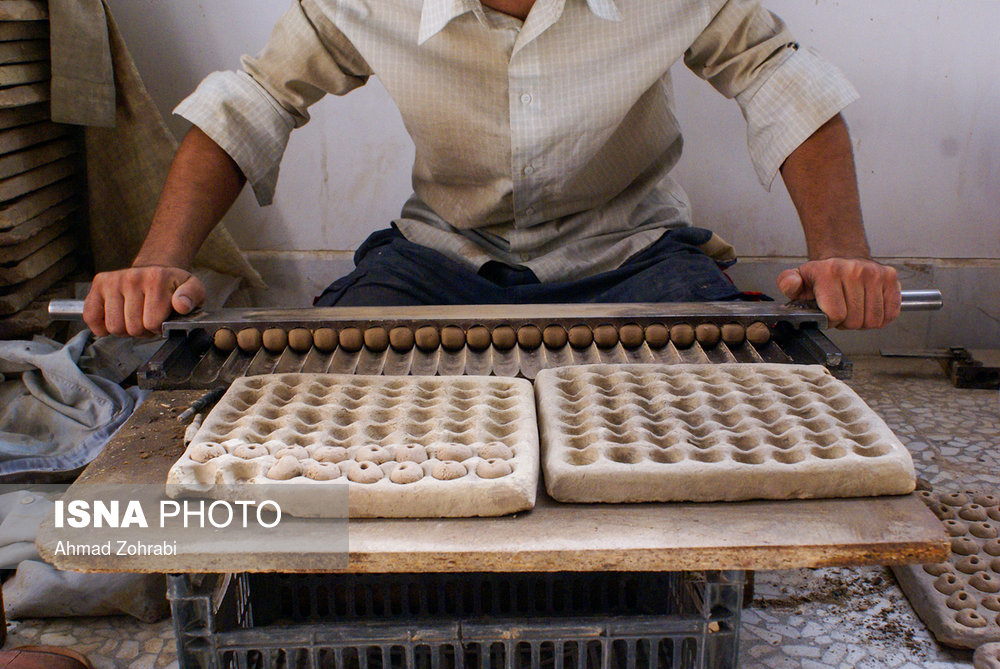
[107,0,999,261]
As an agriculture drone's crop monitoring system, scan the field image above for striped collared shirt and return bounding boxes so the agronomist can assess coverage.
[175,0,857,282]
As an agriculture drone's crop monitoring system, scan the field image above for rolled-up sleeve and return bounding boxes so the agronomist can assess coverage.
[173,0,372,205]
[685,1,859,190]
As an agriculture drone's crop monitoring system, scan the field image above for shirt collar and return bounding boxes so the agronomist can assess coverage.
[419,0,621,45]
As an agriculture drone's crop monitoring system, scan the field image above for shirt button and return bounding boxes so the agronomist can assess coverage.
[523,165,535,176]
[520,93,532,105]
[524,206,535,216]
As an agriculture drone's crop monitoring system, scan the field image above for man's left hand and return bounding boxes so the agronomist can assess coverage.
[777,258,901,329]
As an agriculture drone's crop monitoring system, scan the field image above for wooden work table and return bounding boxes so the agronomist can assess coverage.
[36,390,949,574]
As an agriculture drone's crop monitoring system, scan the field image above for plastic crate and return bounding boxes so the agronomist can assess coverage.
[167,571,744,669]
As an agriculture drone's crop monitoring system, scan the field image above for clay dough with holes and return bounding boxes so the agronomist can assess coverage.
[534,363,916,504]
[167,373,539,517]
[975,643,1000,669]
[891,489,1000,649]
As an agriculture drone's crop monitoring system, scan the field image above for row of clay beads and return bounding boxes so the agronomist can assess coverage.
[213,321,772,353]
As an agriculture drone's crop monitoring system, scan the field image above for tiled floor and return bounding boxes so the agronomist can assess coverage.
[3,356,997,668]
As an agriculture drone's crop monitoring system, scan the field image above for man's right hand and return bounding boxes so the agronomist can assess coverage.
[83,266,206,337]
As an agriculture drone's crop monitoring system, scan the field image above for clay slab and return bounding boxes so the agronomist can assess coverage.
[534,363,916,503]
[168,373,539,518]
[892,489,1000,649]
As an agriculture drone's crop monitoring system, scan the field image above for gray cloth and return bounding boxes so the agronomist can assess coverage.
[0,490,169,622]
[49,0,115,127]
[0,331,136,478]
[47,0,264,286]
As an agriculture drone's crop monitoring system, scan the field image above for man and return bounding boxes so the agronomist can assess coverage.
[83,0,901,337]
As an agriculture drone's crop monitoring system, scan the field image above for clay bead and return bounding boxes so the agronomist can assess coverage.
[695,323,721,347]
[956,555,989,574]
[618,323,644,349]
[395,444,428,463]
[415,326,441,351]
[275,445,310,460]
[644,324,670,348]
[947,591,979,611]
[288,327,313,353]
[491,326,517,350]
[389,327,415,351]
[593,324,618,349]
[390,461,424,484]
[984,595,1000,612]
[189,443,225,463]
[670,323,695,348]
[436,444,474,462]
[943,492,970,507]
[721,323,746,346]
[440,326,466,351]
[304,462,341,481]
[985,539,1000,556]
[954,609,988,628]
[267,455,303,481]
[339,327,364,352]
[542,325,567,349]
[466,326,491,351]
[232,444,269,460]
[364,327,389,352]
[432,460,467,480]
[478,442,514,460]
[213,328,237,352]
[961,504,990,522]
[746,321,771,346]
[261,328,288,353]
[970,572,1000,594]
[237,328,263,353]
[922,563,953,577]
[476,458,514,479]
[971,522,999,539]
[348,461,384,483]
[568,325,593,348]
[933,572,963,595]
[355,445,393,464]
[313,328,338,352]
[312,446,349,463]
[517,325,543,349]
[952,537,980,556]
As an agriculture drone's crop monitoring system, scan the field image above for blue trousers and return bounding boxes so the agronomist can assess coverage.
[314,227,743,307]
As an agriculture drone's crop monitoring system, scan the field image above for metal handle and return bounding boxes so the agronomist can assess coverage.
[898,289,943,311]
[48,299,86,320]
[48,289,943,322]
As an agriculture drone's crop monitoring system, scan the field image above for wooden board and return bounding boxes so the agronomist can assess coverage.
[0,178,76,230]
[0,81,47,108]
[0,250,74,314]
[36,390,950,574]
[0,137,75,180]
[0,122,68,156]
[0,39,46,64]
[0,101,45,130]
[0,20,45,42]
[0,156,77,201]
[0,0,47,21]
[0,60,48,87]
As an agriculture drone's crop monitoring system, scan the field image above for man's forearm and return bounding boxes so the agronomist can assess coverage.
[132,126,247,269]
[779,114,870,260]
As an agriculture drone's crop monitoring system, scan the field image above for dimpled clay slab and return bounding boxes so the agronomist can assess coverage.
[534,363,916,503]
[891,490,1000,649]
[167,374,538,518]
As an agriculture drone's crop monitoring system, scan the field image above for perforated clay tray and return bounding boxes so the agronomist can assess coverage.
[891,490,1000,649]
[167,374,539,518]
[534,363,916,503]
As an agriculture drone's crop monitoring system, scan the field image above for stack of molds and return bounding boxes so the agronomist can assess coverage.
[893,489,1000,648]
[0,0,82,319]
[534,363,916,503]
[168,374,539,518]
